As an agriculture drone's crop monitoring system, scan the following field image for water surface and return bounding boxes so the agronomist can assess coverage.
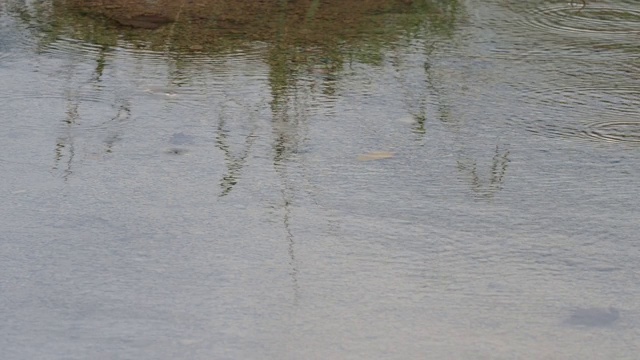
[1,0,639,358]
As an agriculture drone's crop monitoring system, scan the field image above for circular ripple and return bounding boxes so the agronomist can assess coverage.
[522,3,640,39]
[581,121,640,143]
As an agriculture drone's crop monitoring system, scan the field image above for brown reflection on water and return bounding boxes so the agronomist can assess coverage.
[15,0,460,113]
[20,0,460,176]
[57,0,451,48]
[46,0,458,84]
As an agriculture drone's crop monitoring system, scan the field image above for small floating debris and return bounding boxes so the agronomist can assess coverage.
[357,151,394,161]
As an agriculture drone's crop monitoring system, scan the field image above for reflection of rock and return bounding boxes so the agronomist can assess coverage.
[112,14,173,29]
[565,307,620,327]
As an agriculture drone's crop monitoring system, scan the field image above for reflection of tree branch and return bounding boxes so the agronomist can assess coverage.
[490,145,509,189]
[53,41,130,178]
[277,165,300,306]
[54,101,79,181]
[103,101,131,153]
[391,35,456,140]
[92,45,109,82]
[216,123,255,197]
[457,145,510,199]
[270,69,307,305]
[421,44,455,127]
[215,101,259,197]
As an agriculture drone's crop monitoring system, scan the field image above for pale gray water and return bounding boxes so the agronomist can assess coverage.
[1,0,640,359]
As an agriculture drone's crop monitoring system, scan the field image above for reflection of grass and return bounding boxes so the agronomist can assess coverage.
[456,145,510,200]
[10,0,457,65]
[37,0,458,55]
[12,0,460,115]
[14,0,460,77]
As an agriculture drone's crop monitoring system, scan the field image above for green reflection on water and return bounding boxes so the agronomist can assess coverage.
[7,0,462,191]
[11,0,459,70]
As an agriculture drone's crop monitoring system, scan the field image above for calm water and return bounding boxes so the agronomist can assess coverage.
[1,0,639,358]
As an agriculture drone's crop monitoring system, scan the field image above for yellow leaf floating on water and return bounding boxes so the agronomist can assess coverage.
[357,151,394,161]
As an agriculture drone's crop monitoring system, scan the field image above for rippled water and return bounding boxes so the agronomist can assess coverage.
[1,0,640,358]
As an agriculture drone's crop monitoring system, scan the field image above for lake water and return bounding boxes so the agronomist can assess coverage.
[1,0,639,358]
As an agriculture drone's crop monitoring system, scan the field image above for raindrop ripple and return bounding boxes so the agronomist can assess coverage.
[519,2,640,39]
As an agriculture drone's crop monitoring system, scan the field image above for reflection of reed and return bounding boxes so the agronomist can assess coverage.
[273,132,301,306]
[456,145,510,199]
[53,43,132,179]
[215,96,260,197]
[54,51,84,180]
[54,101,79,181]
[92,46,108,82]
[215,119,257,198]
[48,0,457,61]
[272,78,299,302]
[103,102,131,153]
[419,40,455,129]
[389,40,430,137]
[277,169,300,305]
[270,52,312,304]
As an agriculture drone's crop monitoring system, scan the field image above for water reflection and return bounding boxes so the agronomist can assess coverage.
[215,97,260,197]
[54,97,132,179]
[476,0,640,144]
[457,145,510,200]
[270,53,314,306]
[518,1,640,39]
[54,101,78,180]
[10,0,458,179]
[50,39,133,179]
[4,0,640,358]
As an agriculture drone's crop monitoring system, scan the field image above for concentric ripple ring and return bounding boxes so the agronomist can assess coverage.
[522,3,640,38]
